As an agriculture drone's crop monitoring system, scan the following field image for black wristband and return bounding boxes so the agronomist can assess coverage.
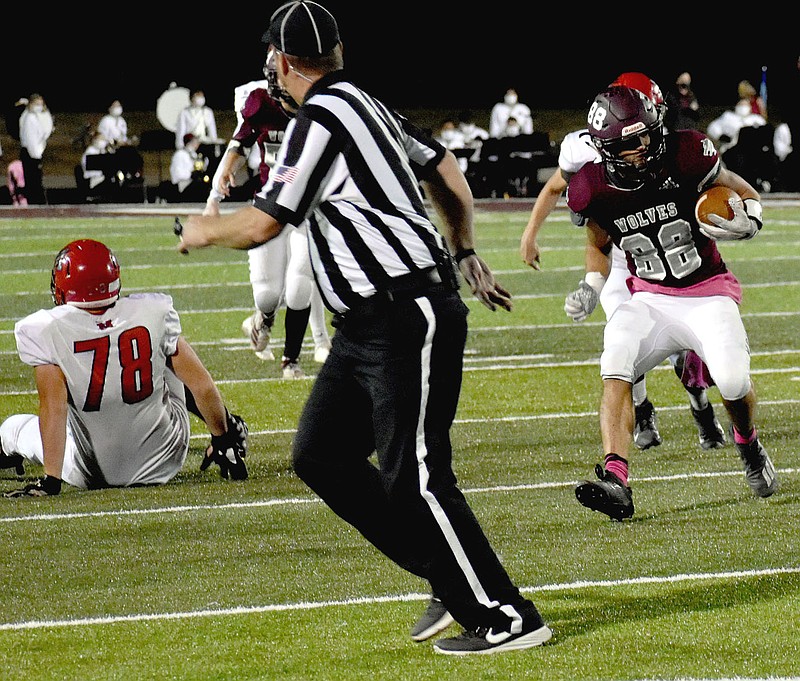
[41,475,62,495]
[454,248,476,263]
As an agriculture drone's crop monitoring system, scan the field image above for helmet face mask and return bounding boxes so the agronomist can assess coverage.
[51,240,121,309]
[263,47,299,117]
[587,85,666,189]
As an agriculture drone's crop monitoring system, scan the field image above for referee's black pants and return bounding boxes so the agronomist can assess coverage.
[292,288,539,632]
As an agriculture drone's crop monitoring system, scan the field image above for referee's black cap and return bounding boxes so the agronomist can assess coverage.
[263,1,340,57]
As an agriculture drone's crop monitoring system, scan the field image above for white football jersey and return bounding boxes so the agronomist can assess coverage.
[14,293,190,487]
[558,129,600,176]
[559,128,627,319]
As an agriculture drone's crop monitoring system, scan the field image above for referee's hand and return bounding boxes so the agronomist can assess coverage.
[173,216,207,254]
[458,254,512,312]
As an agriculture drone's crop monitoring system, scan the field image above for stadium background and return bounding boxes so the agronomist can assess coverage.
[2,6,797,199]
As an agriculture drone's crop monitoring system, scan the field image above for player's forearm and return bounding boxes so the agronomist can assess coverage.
[34,365,68,479]
[585,242,611,278]
[191,381,228,437]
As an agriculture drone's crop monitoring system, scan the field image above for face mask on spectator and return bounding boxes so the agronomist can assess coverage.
[111,106,123,116]
[504,93,518,106]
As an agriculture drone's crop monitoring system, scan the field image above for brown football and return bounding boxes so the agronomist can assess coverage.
[695,185,742,230]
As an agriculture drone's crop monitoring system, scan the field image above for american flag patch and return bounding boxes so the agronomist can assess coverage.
[272,165,299,184]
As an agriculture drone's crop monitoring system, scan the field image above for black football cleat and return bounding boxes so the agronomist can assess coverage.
[575,464,634,521]
[736,439,778,498]
[633,399,662,450]
[691,404,726,450]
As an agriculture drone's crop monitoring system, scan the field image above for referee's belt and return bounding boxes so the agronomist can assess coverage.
[336,267,456,322]
[382,266,453,302]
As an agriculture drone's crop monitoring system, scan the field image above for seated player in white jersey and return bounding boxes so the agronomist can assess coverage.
[520,72,726,452]
[0,239,248,496]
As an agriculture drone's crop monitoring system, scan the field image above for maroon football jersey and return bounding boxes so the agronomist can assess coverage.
[567,130,729,289]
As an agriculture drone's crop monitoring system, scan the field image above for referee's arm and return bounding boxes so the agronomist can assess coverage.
[177,205,283,253]
[420,150,475,255]
[422,150,512,312]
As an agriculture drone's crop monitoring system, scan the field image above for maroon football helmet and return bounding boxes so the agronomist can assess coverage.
[587,85,667,188]
[51,239,121,308]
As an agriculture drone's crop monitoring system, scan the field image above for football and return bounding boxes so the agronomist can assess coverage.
[695,186,743,238]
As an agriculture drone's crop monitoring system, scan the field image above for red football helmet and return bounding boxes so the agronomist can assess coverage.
[611,72,664,108]
[51,239,121,308]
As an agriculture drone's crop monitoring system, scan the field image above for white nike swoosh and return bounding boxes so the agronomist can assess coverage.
[485,629,511,645]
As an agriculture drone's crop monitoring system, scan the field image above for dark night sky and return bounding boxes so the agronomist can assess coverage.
[5,5,799,121]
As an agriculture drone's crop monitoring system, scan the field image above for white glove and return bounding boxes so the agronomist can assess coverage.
[703,198,762,241]
[564,280,600,322]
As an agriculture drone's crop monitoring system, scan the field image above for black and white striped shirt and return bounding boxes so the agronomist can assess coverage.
[254,70,452,314]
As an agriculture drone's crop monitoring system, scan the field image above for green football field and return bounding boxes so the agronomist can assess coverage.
[0,203,798,680]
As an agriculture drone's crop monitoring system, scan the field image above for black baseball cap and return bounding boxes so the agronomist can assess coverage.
[263,1,340,57]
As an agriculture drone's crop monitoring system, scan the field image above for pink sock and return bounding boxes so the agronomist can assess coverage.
[733,426,757,445]
[604,455,629,486]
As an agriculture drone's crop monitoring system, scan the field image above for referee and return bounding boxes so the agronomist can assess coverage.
[176,0,551,655]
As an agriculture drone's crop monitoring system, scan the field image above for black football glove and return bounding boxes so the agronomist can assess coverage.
[4,475,62,498]
[200,411,248,480]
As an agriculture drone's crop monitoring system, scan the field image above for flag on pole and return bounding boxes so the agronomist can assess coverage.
[760,65,768,113]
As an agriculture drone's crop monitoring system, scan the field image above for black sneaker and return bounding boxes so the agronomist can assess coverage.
[410,597,454,642]
[691,404,726,450]
[433,616,552,655]
[575,464,634,521]
[633,399,662,450]
[0,442,25,477]
[736,439,778,498]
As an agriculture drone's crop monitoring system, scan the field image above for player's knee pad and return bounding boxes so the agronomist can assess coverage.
[252,284,283,314]
[600,344,637,383]
[710,364,751,401]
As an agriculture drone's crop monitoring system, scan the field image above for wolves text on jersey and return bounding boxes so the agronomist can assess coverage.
[613,202,678,233]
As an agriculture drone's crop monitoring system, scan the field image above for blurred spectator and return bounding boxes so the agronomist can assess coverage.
[175,89,218,149]
[773,122,792,163]
[498,115,522,139]
[165,133,210,202]
[18,93,54,204]
[666,72,700,130]
[489,87,533,138]
[434,119,469,172]
[456,110,490,179]
[6,160,27,206]
[434,119,466,149]
[80,130,112,194]
[709,99,777,192]
[97,99,137,148]
[457,110,489,149]
[738,80,766,118]
[707,99,767,154]
[775,54,800,191]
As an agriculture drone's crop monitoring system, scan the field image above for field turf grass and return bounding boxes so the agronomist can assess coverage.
[0,202,798,680]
